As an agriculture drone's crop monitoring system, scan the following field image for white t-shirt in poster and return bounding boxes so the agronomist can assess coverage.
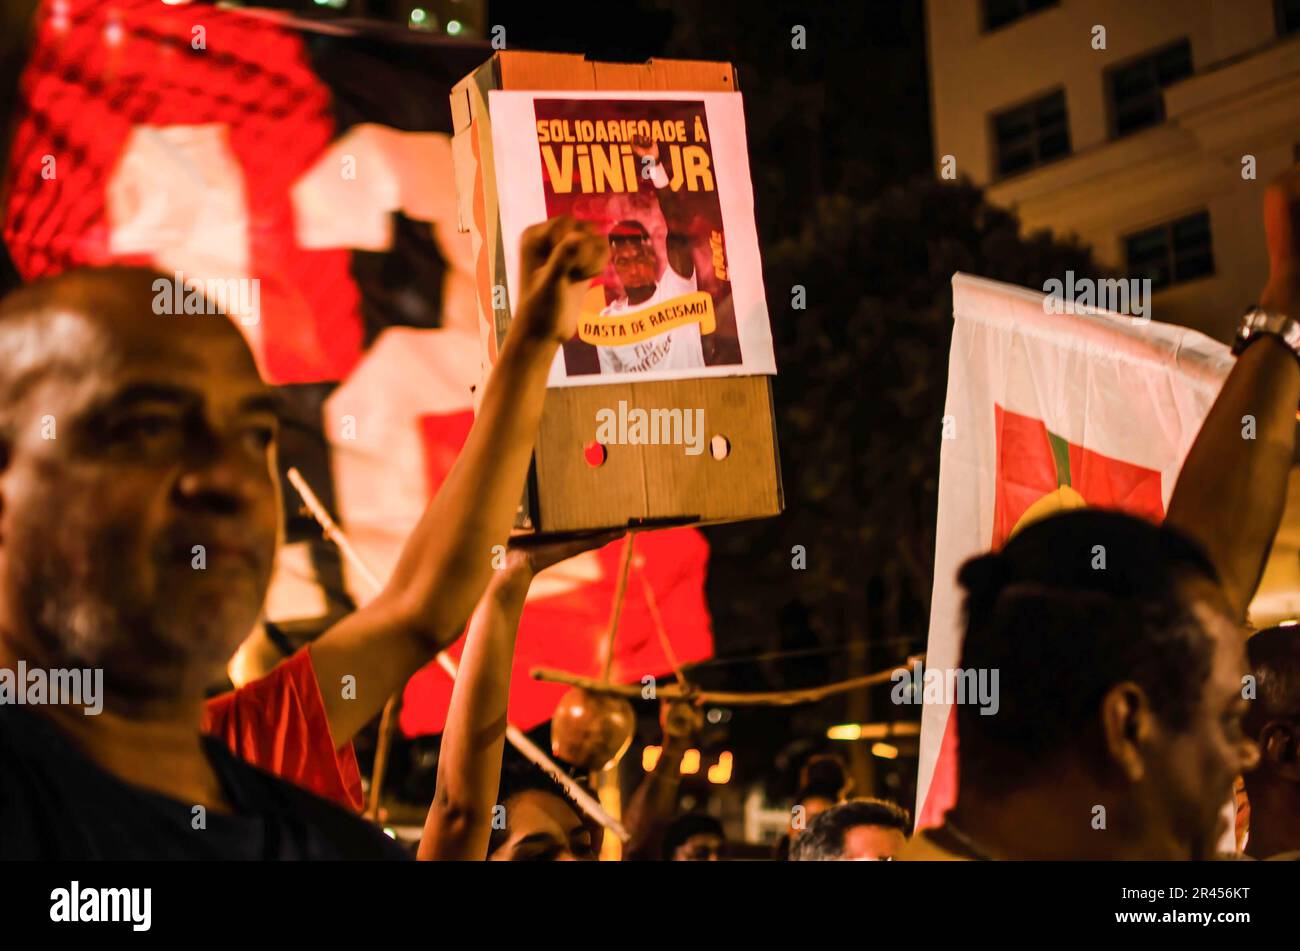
[596,267,705,375]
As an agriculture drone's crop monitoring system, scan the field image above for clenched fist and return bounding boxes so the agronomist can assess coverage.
[629,132,658,163]
[513,214,609,345]
[660,697,703,741]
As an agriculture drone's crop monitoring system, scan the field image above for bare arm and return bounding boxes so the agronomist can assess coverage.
[418,532,621,861]
[309,217,609,745]
[622,700,701,861]
[417,564,528,860]
[1166,170,1300,621]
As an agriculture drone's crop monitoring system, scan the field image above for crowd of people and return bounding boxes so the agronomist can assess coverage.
[2,167,1300,860]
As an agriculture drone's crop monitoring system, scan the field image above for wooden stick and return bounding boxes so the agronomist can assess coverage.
[503,723,623,842]
[530,660,921,708]
[285,467,629,842]
[287,468,382,592]
[599,533,636,683]
[367,695,398,820]
[635,565,689,689]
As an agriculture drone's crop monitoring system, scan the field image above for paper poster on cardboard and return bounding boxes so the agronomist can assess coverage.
[489,91,777,387]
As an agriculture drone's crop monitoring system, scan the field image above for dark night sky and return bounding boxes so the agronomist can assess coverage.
[488,0,934,213]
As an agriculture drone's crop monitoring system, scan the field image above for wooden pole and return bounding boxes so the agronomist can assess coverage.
[367,695,398,820]
[596,761,623,862]
[599,533,636,683]
[530,658,922,707]
[636,564,689,689]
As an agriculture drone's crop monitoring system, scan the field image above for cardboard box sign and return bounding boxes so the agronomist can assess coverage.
[451,51,783,533]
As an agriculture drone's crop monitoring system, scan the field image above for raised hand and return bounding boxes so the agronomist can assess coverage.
[496,529,626,590]
[659,697,703,742]
[629,132,659,164]
[514,214,609,345]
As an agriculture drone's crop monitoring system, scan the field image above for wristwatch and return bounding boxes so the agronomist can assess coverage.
[1232,307,1300,361]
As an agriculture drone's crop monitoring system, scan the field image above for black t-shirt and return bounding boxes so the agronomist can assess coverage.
[0,703,410,860]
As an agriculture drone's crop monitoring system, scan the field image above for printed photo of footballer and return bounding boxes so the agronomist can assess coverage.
[531,98,743,377]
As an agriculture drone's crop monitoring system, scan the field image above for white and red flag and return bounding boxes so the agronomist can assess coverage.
[915,272,1238,828]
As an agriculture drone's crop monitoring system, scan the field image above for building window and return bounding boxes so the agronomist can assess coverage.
[1125,211,1214,292]
[982,0,1059,32]
[1106,40,1193,139]
[992,89,1070,177]
[1278,0,1300,35]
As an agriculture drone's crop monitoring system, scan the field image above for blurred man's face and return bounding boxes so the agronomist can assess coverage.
[609,231,656,293]
[488,790,598,861]
[0,278,279,704]
[1142,579,1259,859]
[672,832,722,861]
[841,824,906,860]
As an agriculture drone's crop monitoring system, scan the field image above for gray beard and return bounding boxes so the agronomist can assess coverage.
[10,523,131,671]
[11,537,250,703]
